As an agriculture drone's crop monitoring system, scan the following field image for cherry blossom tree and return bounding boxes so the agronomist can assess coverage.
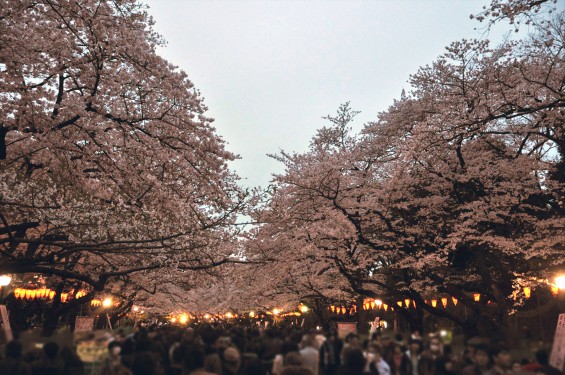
[0,0,247,321]
[250,0,563,335]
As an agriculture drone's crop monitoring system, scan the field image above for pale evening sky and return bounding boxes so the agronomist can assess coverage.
[143,0,513,189]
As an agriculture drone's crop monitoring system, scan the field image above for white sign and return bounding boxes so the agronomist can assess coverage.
[0,305,13,342]
[337,322,357,339]
[74,317,95,332]
[550,313,565,371]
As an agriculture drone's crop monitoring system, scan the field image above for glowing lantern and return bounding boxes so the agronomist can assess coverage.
[412,300,417,308]
[273,308,280,315]
[474,294,480,302]
[102,298,112,308]
[330,305,335,313]
[370,301,375,309]
[61,293,68,303]
[431,300,438,308]
[299,305,308,313]
[91,299,101,307]
[404,299,411,308]
[523,287,531,299]
[375,299,382,308]
[204,314,211,319]
[25,290,32,299]
[397,301,402,307]
[49,291,55,299]
[341,307,346,314]
[383,304,388,311]
[226,312,233,319]
[551,286,559,296]
[441,298,448,308]
[179,314,189,324]
[14,288,21,299]
[249,311,256,318]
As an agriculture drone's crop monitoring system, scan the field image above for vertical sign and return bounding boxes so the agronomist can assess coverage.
[0,305,13,342]
[550,313,565,371]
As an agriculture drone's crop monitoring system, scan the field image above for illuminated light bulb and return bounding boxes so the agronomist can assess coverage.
[555,275,565,290]
[273,308,280,315]
[179,314,189,324]
[0,275,11,287]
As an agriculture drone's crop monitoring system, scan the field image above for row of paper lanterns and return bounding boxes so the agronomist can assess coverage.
[14,288,69,302]
[13,288,89,302]
[329,286,554,314]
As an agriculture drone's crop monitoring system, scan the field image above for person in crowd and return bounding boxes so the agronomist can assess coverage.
[338,348,368,375]
[299,334,319,375]
[222,346,241,375]
[319,331,342,375]
[0,340,32,375]
[31,341,66,375]
[99,341,129,375]
[273,340,300,375]
[400,339,422,375]
[534,349,563,375]
[370,345,391,375]
[484,346,513,375]
[182,346,216,375]
[282,351,313,375]
[391,344,405,375]
[462,344,491,375]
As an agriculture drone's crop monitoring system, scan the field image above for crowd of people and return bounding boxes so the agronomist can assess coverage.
[0,324,562,375]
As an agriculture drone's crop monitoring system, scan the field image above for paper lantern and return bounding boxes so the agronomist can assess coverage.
[474,293,480,302]
[330,305,335,313]
[397,301,402,307]
[370,301,376,309]
[383,304,388,311]
[14,288,21,299]
[441,298,448,308]
[375,299,382,308]
[431,299,438,308]
[25,290,32,299]
[551,286,559,296]
[49,291,55,299]
[405,299,411,308]
[523,287,531,299]
[452,297,458,306]
[341,307,346,314]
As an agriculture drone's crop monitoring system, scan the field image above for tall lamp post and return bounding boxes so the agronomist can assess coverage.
[0,275,12,303]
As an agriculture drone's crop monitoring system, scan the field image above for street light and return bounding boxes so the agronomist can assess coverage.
[0,275,11,287]
[0,275,11,302]
[555,275,565,291]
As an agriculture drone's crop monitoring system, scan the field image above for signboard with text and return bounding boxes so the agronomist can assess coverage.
[0,305,13,342]
[74,317,95,332]
[550,313,565,371]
